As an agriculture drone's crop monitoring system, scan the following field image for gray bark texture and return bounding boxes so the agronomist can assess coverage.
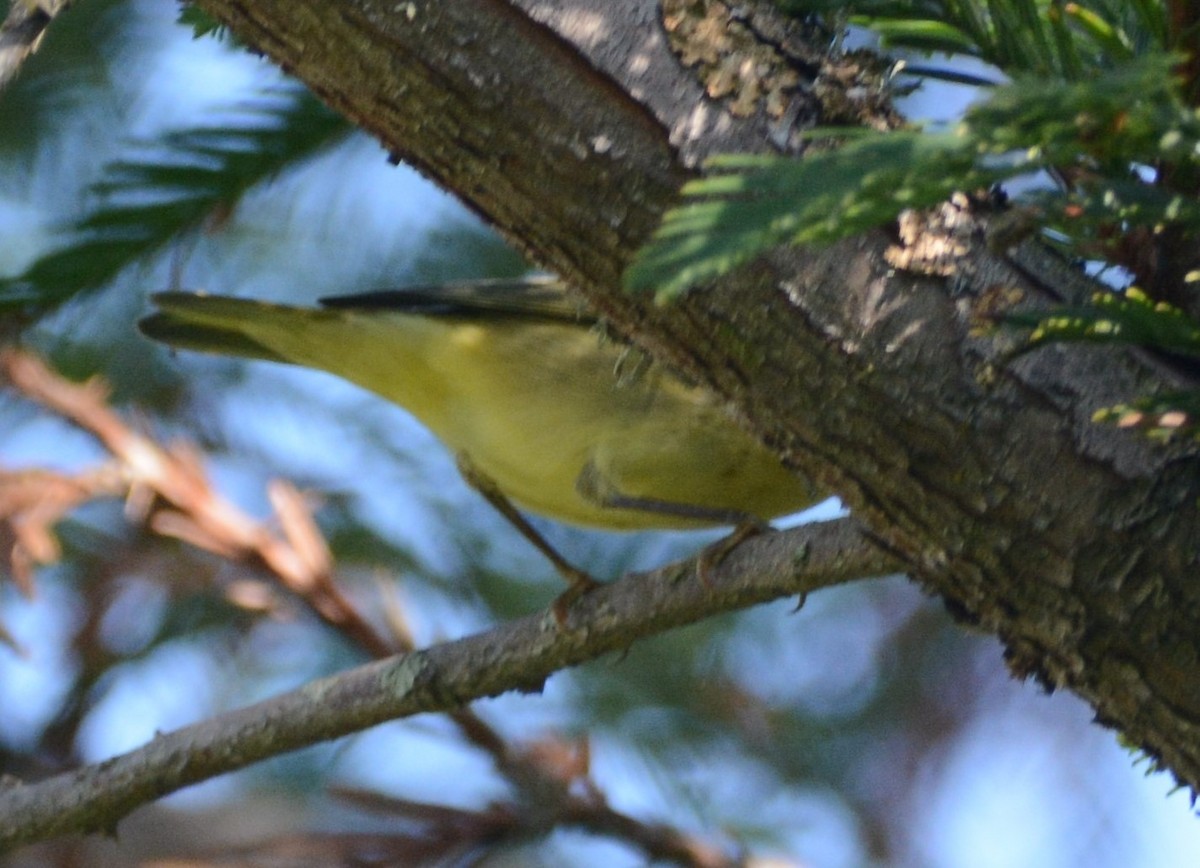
[194,0,1200,791]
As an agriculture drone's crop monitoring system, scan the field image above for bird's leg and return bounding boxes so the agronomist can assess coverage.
[456,452,599,621]
[576,461,771,583]
[694,519,770,584]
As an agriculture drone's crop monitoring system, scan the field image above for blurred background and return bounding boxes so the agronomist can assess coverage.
[0,2,1196,865]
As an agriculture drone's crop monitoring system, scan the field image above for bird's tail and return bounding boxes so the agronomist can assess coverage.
[139,292,334,365]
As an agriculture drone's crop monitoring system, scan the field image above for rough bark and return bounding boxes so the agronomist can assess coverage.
[191,0,1200,790]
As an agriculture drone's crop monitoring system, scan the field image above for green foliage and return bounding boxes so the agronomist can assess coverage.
[1093,391,1200,440]
[630,1,1189,296]
[1009,288,1200,439]
[631,1,1200,442]
[0,86,349,313]
[625,130,999,298]
[778,0,1166,76]
[1,3,1194,861]
[1013,287,1200,355]
[177,4,229,41]
[628,52,1199,297]
[0,0,132,157]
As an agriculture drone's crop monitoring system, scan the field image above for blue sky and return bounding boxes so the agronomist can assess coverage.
[0,3,1196,865]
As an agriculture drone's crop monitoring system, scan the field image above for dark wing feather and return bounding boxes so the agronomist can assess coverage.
[319,276,594,325]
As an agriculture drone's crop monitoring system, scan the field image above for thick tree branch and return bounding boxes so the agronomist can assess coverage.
[0,514,895,852]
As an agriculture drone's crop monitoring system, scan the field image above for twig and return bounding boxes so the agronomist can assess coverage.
[0,349,898,862]
[3,349,761,863]
[0,464,124,597]
[0,511,894,852]
[0,350,750,863]
[1,348,394,657]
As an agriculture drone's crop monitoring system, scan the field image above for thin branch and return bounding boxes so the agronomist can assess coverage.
[0,1,75,91]
[0,511,894,851]
[326,783,736,868]
[0,349,898,860]
[1,348,395,657]
[2,349,766,864]
[0,463,124,598]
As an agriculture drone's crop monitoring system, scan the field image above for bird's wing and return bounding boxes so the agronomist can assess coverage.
[319,276,594,325]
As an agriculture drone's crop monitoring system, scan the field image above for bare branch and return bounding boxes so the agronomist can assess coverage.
[0,464,124,596]
[0,348,897,860]
[0,512,893,852]
[0,348,395,657]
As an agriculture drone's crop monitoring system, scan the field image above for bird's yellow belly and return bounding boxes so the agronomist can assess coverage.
[422,325,815,529]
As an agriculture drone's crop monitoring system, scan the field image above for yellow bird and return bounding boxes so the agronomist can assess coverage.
[140,277,819,547]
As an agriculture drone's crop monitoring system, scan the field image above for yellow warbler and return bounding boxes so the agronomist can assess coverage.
[140,278,819,531]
